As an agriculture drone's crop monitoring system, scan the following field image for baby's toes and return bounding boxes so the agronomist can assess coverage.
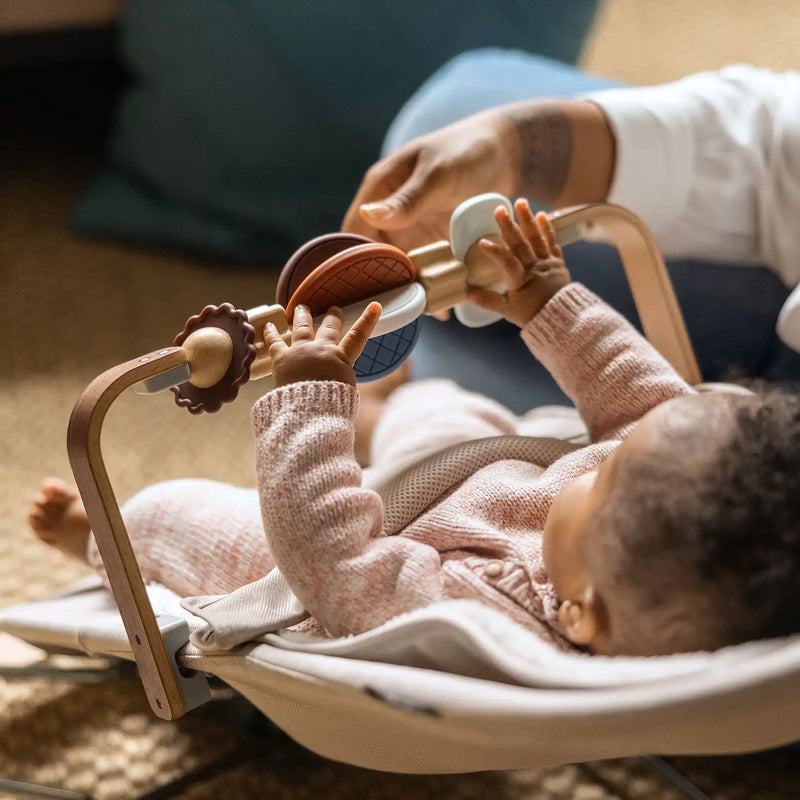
[28,503,55,536]
[40,478,77,506]
[28,481,73,534]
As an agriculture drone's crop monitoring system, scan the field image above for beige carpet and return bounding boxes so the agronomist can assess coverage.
[581,0,800,83]
[3,2,800,797]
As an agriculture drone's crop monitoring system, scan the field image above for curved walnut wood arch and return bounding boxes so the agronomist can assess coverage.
[66,203,702,720]
[549,203,700,386]
[67,347,196,719]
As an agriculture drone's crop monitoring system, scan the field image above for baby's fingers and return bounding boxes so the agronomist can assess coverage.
[316,306,344,343]
[536,211,563,258]
[263,322,288,355]
[291,304,315,342]
[478,237,525,289]
[339,302,382,365]
[465,287,508,317]
[494,205,536,267]
[515,199,549,260]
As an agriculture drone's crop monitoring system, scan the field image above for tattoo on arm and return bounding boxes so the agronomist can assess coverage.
[504,103,573,205]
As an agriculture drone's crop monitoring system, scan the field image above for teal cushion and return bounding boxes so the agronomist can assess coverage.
[73,0,599,263]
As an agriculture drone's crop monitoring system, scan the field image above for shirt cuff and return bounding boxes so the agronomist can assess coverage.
[580,85,696,239]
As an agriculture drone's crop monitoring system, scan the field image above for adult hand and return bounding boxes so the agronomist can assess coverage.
[264,303,382,388]
[342,109,518,252]
[342,99,615,254]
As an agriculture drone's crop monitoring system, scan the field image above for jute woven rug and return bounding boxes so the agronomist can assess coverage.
[3,2,800,796]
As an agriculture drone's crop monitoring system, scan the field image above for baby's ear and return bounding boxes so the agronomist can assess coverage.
[558,586,607,647]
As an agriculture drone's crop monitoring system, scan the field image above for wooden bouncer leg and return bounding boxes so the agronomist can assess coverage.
[67,346,211,720]
[548,203,702,386]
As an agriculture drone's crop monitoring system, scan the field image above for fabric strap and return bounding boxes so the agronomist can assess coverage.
[180,567,307,652]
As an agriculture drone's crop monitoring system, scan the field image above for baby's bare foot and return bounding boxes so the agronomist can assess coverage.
[28,479,91,563]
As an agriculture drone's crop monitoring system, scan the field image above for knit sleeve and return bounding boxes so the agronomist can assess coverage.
[521,283,694,442]
[251,380,445,637]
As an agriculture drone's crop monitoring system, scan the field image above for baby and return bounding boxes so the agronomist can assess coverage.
[29,200,800,657]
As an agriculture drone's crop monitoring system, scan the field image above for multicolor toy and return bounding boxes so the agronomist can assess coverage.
[67,195,701,719]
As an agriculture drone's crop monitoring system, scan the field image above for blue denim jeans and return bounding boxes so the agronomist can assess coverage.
[383,50,797,412]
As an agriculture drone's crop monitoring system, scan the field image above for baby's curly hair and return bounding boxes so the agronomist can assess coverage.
[594,389,800,655]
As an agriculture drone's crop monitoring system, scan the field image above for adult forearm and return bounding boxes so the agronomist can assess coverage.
[501,99,616,208]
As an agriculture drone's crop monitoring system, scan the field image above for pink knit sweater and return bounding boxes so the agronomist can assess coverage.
[91,284,692,646]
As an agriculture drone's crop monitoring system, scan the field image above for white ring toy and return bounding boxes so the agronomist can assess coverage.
[314,281,426,338]
[449,193,513,328]
[777,283,800,353]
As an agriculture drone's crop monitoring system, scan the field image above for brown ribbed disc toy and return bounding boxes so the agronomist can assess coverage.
[285,242,416,319]
[276,232,373,307]
[172,303,256,414]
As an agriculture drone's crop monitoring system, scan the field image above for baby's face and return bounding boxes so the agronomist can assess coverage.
[542,393,726,654]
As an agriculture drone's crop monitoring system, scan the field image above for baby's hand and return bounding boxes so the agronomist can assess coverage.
[466,198,570,327]
[264,302,382,388]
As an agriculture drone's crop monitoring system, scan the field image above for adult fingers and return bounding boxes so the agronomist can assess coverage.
[316,307,343,343]
[478,237,526,289]
[515,199,549,260]
[291,305,315,343]
[339,302,382,365]
[359,161,449,232]
[342,150,416,237]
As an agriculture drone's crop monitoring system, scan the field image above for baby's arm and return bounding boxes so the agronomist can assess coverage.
[522,284,693,441]
[470,200,693,442]
[255,305,445,637]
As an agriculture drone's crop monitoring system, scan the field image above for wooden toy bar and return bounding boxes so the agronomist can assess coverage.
[67,201,702,719]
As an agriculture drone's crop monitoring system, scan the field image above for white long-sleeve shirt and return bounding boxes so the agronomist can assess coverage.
[585,65,800,350]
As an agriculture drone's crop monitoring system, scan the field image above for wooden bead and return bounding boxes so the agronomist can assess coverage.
[182,327,234,389]
[247,304,289,380]
[408,240,468,315]
[247,303,289,337]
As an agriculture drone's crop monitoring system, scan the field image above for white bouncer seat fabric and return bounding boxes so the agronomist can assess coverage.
[2,578,800,774]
